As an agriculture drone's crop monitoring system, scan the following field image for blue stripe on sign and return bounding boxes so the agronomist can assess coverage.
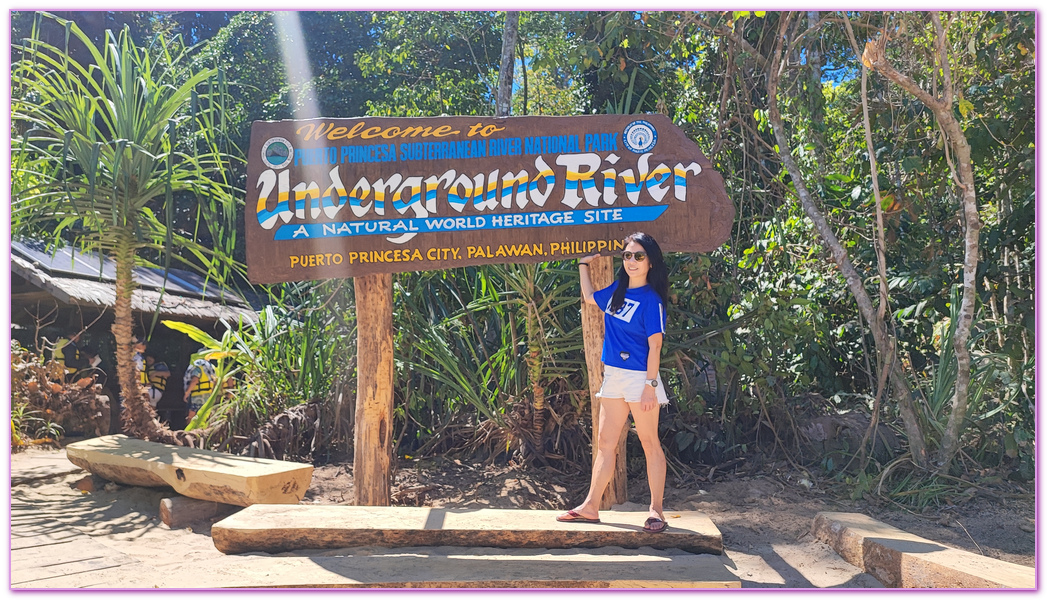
[273,205,669,240]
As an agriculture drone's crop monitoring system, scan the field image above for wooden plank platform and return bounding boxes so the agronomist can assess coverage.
[212,506,722,555]
[813,512,1035,588]
[11,536,140,586]
[226,548,740,588]
[10,495,142,589]
[65,434,313,507]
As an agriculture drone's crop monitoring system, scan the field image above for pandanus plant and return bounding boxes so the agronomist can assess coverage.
[12,13,242,440]
[483,262,583,446]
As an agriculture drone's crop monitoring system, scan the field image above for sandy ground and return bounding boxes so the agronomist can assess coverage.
[8,446,1034,589]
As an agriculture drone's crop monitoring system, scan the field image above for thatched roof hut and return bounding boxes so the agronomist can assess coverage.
[11,239,256,329]
[11,239,261,431]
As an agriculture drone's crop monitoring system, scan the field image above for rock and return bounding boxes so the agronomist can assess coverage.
[798,412,901,469]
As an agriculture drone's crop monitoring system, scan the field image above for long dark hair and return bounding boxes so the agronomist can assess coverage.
[607,231,669,314]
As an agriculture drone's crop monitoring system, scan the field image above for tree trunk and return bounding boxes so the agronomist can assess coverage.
[766,13,929,467]
[525,305,546,443]
[580,255,627,508]
[518,36,528,115]
[113,233,163,440]
[806,11,826,170]
[863,17,981,471]
[353,273,395,506]
[495,11,519,117]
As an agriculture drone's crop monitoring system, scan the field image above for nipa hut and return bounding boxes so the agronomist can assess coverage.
[11,239,259,430]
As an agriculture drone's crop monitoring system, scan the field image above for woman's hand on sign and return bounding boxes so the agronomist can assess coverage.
[579,253,601,305]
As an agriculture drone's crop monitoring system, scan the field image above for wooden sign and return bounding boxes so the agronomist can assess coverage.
[244,115,733,283]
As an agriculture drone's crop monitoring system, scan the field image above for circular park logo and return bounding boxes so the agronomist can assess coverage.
[623,120,658,154]
[261,137,293,169]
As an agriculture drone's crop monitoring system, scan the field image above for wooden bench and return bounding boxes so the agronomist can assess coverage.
[65,434,313,507]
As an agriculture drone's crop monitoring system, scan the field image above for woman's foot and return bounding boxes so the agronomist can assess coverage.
[643,515,667,533]
[556,508,601,523]
[643,508,666,532]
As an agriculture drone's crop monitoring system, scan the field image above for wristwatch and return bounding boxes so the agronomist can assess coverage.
[645,378,658,388]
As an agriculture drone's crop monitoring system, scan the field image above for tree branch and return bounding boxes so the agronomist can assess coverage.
[865,17,981,472]
[768,11,929,468]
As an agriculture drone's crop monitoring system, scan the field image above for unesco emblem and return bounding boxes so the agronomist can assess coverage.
[623,120,657,153]
[262,137,293,169]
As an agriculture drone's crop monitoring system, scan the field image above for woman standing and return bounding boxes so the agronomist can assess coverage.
[558,232,670,533]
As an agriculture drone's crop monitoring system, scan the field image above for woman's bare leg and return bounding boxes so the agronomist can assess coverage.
[569,397,631,518]
[629,403,666,521]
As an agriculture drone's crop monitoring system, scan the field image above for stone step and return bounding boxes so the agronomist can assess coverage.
[212,506,722,555]
[813,512,1035,588]
[65,434,313,507]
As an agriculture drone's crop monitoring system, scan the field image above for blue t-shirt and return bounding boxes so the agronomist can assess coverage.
[593,282,665,372]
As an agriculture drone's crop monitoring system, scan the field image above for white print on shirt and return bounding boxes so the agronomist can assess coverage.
[607,298,640,323]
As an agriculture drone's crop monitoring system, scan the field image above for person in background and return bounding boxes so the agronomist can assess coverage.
[557,232,671,533]
[54,332,88,382]
[133,337,171,408]
[182,353,217,422]
[132,336,147,385]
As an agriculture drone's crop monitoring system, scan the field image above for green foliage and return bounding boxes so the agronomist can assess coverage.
[197,11,377,147]
[163,284,350,431]
[11,403,65,450]
[11,11,242,283]
[514,13,583,116]
[356,11,503,116]
[14,10,1026,490]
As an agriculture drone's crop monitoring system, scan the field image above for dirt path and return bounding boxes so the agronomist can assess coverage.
[9,447,1034,588]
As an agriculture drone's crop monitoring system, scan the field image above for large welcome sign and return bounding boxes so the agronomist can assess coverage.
[244,115,733,283]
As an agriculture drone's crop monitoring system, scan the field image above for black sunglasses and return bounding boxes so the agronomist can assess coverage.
[622,251,647,262]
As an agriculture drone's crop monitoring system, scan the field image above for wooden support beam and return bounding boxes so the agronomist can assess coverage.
[580,255,627,509]
[353,272,395,507]
[160,496,239,529]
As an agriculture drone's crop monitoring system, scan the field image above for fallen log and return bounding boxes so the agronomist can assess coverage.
[160,496,240,529]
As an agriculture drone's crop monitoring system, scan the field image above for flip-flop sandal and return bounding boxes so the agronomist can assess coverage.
[643,516,667,533]
[556,509,600,523]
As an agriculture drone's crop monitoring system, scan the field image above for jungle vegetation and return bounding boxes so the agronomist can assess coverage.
[10,11,1035,506]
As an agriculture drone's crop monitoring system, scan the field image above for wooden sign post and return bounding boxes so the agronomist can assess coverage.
[243,114,733,506]
[352,272,393,506]
[579,255,628,508]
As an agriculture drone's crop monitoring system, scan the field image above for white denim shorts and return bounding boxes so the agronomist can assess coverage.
[597,365,669,404]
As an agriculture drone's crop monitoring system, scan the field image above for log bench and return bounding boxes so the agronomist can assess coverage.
[65,434,313,506]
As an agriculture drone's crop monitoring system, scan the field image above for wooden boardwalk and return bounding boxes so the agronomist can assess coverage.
[212,505,723,554]
[10,500,140,588]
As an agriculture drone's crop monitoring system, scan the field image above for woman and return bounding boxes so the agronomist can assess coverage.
[557,232,670,533]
